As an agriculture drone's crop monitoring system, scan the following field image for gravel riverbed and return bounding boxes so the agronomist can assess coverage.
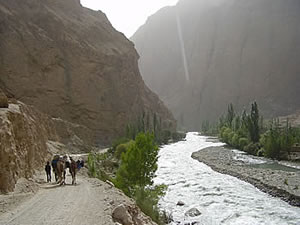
[192,146,300,207]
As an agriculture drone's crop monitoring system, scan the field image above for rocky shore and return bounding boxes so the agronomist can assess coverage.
[192,146,300,207]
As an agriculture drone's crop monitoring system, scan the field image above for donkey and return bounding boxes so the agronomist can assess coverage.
[56,156,68,185]
[69,158,77,185]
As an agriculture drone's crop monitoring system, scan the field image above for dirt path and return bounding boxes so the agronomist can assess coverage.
[0,171,132,225]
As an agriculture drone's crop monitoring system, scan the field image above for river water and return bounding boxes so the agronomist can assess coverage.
[154,132,300,225]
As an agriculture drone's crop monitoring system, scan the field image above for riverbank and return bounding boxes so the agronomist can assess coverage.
[192,145,300,207]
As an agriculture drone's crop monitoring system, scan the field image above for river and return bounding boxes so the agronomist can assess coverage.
[154,132,300,225]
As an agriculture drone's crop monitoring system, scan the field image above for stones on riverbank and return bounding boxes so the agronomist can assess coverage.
[177,201,185,206]
[192,146,300,207]
[184,208,201,217]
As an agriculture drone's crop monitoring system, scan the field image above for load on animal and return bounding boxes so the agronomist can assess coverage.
[49,154,84,186]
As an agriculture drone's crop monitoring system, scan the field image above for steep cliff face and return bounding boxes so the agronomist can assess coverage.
[0,99,59,193]
[0,0,175,144]
[132,0,300,130]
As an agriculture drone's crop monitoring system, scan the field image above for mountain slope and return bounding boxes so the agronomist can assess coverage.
[132,0,300,130]
[0,0,175,144]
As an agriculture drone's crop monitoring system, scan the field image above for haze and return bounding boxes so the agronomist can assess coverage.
[80,0,178,37]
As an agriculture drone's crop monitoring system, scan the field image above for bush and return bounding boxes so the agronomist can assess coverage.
[232,134,240,148]
[257,148,264,157]
[171,132,186,142]
[87,153,97,177]
[161,130,171,144]
[114,141,134,160]
[239,138,249,150]
[135,185,167,225]
[244,142,260,155]
[219,126,227,138]
[221,127,232,143]
[228,131,235,145]
[110,137,130,154]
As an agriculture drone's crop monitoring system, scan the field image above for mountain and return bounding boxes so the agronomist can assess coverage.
[0,0,176,145]
[131,0,300,130]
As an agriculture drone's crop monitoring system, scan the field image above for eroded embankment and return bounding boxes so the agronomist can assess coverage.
[192,146,300,207]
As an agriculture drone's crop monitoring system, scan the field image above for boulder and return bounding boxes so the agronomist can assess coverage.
[112,203,156,225]
[112,204,134,225]
[184,208,201,217]
[177,200,185,206]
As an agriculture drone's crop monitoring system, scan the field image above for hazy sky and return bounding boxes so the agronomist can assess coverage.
[80,0,178,37]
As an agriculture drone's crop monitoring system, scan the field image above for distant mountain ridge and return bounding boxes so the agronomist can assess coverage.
[0,0,176,145]
[132,0,300,130]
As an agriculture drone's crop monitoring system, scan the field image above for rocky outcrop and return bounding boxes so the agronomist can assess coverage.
[112,203,156,225]
[0,0,176,145]
[132,0,300,130]
[0,101,59,193]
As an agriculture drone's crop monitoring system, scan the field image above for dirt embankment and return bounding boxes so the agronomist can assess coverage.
[0,169,156,225]
[0,100,59,193]
[192,146,300,207]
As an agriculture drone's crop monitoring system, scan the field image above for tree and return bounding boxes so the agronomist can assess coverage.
[226,103,235,128]
[115,132,159,196]
[247,102,260,143]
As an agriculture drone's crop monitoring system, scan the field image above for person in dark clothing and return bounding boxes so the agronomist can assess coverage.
[45,161,51,182]
[80,159,84,168]
[52,155,60,182]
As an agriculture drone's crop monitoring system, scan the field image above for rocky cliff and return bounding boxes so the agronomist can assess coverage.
[0,96,59,193]
[132,0,300,130]
[0,0,175,145]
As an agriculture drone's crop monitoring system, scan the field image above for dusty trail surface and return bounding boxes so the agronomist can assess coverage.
[0,172,128,225]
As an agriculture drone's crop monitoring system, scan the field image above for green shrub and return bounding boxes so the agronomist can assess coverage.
[111,137,130,154]
[87,153,97,177]
[135,185,167,225]
[239,138,249,150]
[171,131,186,142]
[161,130,171,144]
[228,131,235,145]
[232,134,240,148]
[257,148,264,157]
[114,141,134,160]
[244,142,260,155]
[219,126,227,138]
[222,128,232,143]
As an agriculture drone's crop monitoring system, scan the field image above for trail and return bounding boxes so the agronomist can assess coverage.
[0,172,126,225]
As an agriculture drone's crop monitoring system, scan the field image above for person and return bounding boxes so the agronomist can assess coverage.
[51,155,59,182]
[76,160,81,170]
[45,161,51,182]
[80,159,84,168]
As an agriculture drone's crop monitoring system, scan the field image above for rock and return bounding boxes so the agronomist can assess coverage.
[185,208,201,217]
[106,180,115,187]
[0,0,176,146]
[0,89,8,108]
[112,204,134,225]
[0,101,59,193]
[177,200,185,206]
[112,203,157,225]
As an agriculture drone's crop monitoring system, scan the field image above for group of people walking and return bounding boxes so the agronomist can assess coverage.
[45,155,84,184]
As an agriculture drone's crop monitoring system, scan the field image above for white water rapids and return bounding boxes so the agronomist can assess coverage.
[154,132,300,225]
